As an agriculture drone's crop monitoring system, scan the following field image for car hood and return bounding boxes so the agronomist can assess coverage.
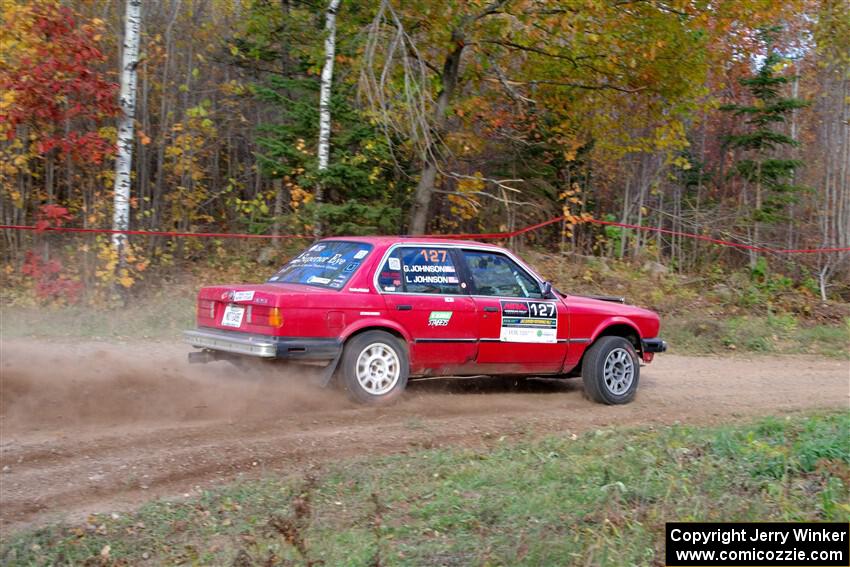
[564,294,656,317]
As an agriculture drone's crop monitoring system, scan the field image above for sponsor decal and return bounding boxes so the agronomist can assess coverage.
[428,311,453,327]
[232,290,255,302]
[499,300,558,343]
[405,274,456,285]
[344,262,359,273]
[308,276,331,285]
[354,249,368,259]
[388,257,401,271]
[403,264,455,273]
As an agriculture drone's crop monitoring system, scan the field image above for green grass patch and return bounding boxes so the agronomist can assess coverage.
[0,295,195,340]
[664,315,849,358]
[3,412,848,566]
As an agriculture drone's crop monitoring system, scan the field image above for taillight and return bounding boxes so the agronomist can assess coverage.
[197,299,215,319]
[269,307,283,328]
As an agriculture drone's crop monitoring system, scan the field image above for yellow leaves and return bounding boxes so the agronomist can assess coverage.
[93,240,148,292]
[0,90,16,112]
[290,185,313,210]
[671,155,692,170]
[368,166,382,184]
[770,60,789,73]
[448,172,484,221]
[220,80,246,96]
[98,126,118,144]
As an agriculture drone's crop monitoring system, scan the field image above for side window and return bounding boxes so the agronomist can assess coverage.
[377,249,404,292]
[462,250,543,298]
[378,247,463,294]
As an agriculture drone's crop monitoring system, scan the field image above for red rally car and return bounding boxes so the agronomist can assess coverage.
[184,237,666,405]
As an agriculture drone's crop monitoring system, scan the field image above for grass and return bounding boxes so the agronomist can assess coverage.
[664,314,850,358]
[0,292,195,340]
[3,412,848,566]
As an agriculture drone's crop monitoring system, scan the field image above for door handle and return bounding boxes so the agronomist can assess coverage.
[483,306,499,312]
[396,305,412,311]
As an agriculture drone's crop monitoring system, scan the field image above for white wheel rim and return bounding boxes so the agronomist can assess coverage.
[603,347,634,395]
[355,342,400,396]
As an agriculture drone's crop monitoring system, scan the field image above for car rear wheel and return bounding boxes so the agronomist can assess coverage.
[581,336,639,404]
[339,331,409,404]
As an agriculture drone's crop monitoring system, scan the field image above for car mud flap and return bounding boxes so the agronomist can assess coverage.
[318,350,342,388]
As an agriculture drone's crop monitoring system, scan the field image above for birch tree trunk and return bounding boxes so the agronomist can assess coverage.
[112,0,142,255]
[315,0,342,238]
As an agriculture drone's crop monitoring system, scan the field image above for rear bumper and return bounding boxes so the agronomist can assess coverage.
[183,328,341,360]
[641,338,668,353]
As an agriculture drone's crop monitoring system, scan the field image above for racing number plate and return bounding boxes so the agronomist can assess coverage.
[221,304,245,328]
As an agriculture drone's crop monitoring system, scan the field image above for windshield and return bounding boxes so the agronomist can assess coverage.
[267,241,373,289]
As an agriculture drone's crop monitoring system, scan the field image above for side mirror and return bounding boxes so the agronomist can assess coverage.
[541,281,553,298]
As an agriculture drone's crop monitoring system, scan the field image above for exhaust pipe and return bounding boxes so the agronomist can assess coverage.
[188,350,218,364]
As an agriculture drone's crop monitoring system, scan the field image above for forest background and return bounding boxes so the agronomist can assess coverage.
[1,0,848,351]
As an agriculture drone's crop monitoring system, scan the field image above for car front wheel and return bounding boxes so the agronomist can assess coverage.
[581,336,640,404]
[339,330,409,404]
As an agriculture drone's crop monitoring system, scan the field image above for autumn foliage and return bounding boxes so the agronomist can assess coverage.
[0,0,117,163]
[0,0,847,304]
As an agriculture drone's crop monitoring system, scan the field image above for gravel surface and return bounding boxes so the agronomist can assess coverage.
[1,340,847,531]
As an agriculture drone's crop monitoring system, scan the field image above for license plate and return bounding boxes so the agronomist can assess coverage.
[221,304,245,328]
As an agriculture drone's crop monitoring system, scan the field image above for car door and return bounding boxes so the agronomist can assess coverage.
[377,245,478,375]
[460,248,568,374]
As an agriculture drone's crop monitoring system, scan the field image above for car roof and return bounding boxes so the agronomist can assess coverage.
[318,235,505,249]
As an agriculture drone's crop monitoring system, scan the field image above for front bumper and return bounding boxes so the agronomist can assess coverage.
[641,338,668,353]
[183,328,341,360]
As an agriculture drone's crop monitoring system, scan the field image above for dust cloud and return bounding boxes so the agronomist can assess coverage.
[0,341,351,432]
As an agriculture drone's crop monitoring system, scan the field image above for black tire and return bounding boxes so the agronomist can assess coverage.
[339,330,409,404]
[581,336,640,404]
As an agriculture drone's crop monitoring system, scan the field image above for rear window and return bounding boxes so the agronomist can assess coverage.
[267,241,372,289]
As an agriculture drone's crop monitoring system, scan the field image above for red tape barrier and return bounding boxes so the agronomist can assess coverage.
[2,219,848,254]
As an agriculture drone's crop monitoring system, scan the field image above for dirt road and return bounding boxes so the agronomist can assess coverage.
[1,340,847,532]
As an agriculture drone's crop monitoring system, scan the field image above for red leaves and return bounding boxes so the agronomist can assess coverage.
[34,204,72,232]
[1,0,118,164]
[21,251,83,303]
